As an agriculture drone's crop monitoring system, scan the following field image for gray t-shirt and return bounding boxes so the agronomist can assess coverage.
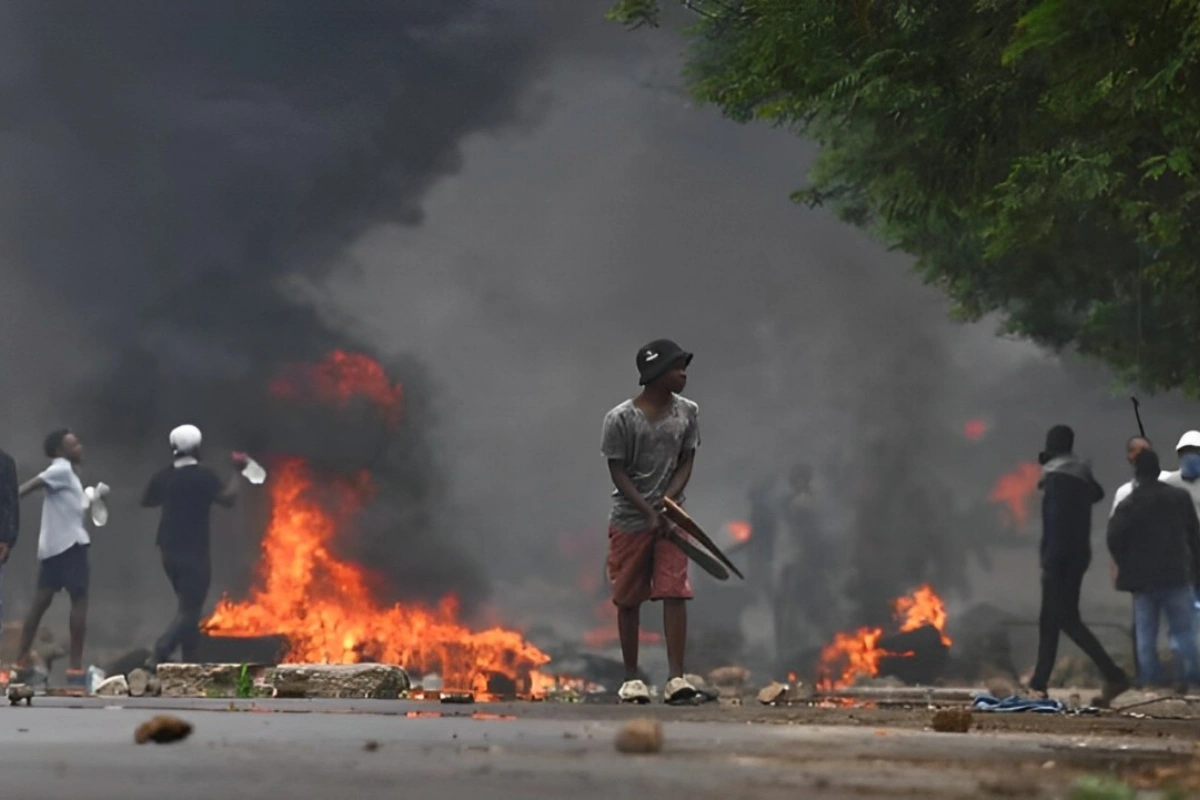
[37,457,89,560]
[601,395,700,532]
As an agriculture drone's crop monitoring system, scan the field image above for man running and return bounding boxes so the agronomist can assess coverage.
[15,429,92,689]
[142,425,242,665]
[602,339,700,704]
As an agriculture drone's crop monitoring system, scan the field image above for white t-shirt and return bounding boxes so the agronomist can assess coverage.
[37,458,90,560]
[1111,469,1200,521]
[1161,470,1200,522]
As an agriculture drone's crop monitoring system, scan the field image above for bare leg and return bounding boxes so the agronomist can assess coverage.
[618,605,641,681]
[663,598,687,679]
[68,596,88,670]
[16,589,55,667]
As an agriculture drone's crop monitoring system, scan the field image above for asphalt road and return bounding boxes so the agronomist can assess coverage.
[0,698,1191,799]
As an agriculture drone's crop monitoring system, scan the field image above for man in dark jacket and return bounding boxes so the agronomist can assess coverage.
[0,446,18,620]
[1107,449,1200,691]
[1029,425,1131,706]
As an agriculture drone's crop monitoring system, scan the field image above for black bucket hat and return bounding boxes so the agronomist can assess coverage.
[636,339,693,386]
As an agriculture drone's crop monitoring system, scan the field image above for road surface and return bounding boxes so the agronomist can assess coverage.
[0,697,1192,798]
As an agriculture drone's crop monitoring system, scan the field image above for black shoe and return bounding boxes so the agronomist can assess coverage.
[1092,676,1132,708]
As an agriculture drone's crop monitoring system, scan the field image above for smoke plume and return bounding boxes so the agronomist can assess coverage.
[0,0,598,627]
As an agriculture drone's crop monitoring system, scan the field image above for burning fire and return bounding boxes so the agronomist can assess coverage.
[988,461,1041,529]
[725,520,752,544]
[204,351,551,695]
[815,584,952,690]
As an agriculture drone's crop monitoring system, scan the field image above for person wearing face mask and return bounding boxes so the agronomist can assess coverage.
[1161,431,1200,523]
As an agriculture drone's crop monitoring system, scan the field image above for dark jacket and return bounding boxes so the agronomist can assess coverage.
[1039,454,1104,571]
[1107,478,1200,593]
[0,448,18,548]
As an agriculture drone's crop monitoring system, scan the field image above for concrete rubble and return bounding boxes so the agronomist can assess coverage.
[95,675,130,696]
[151,663,410,699]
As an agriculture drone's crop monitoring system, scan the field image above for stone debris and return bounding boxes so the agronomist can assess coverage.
[931,708,973,733]
[127,668,161,698]
[707,666,750,689]
[157,663,247,698]
[134,715,193,745]
[757,682,789,705]
[7,684,33,706]
[614,719,663,754]
[95,675,130,697]
[270,664,409,700]
[156,663,408,699]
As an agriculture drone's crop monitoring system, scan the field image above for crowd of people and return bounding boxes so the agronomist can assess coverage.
[0,425,248,691]
[1032,424,1200,706]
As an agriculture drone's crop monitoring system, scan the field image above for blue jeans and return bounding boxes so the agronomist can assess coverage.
[1133,586,1200,687]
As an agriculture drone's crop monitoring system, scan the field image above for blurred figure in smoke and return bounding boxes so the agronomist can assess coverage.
[769,464,836,670]
[16,429,92,689]
[1111,435,1158,516]
[602,339,701,705]
[1107,449,1200,692]
[1029,424,1131,706]
[0,445,17,620]
[141,425,243,666]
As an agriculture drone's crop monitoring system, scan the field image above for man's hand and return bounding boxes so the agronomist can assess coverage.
[231,451,249,468]
[1109,561,1119,587]
[645,507,666,536]
[0,543,9,564]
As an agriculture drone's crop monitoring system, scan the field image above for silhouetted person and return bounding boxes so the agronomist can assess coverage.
[142,425,242,665]
[1029,424,1130,706]
[1107,449,1200,691]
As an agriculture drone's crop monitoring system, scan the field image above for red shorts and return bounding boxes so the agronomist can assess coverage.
[606,524,693,608]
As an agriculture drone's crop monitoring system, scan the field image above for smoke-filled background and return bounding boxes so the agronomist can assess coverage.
[1,2,1198,674]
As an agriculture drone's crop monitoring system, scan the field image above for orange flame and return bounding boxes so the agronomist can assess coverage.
[204,352,550,695]
[725,520,752,543]
[269,350,404,427]
[815,584,951,690]
[988,462,1041,529]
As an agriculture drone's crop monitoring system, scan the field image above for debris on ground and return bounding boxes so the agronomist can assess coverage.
[363,740,380,752]
[126,668,161,698]
[757,682,789,705]
[614,719,663,754]
[931,708,973,733]
[95,675,130,697]
[6,684,33,706]
[439,691,475,704]
[706,666,750,689]
[134,715,194,745]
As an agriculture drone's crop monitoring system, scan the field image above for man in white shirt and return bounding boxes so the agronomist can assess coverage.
[1160,431,1200,522]
[15,429,92,690]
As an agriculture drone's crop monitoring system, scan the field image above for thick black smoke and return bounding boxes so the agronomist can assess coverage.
[0,1,593,628]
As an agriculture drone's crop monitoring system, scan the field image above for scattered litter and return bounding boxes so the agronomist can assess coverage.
[363,740,380,752]
[757,682,788,705]
[972,694,1097,714]
[931,708,972,733]
[6,684,33,706]
[615,719,663,754]
[440,691,475,705]
[94,675,129,697]
[134,715,193,745]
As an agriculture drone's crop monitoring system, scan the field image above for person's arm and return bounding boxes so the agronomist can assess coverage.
[19,476,46,498]
[214,465,240,508]
[1183,494,1200,590]
[1089,469,1105,505]
[0,455,18,561]
[1106,500,1131,569]
[607,460,663,531]
[663,449,696,502]
[663,403,700,502]
[141,470,165,508]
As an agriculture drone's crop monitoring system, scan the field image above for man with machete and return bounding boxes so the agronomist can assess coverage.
[601,339,701,704]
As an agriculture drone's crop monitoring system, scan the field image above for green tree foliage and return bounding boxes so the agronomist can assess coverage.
[609,0,1200,394]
